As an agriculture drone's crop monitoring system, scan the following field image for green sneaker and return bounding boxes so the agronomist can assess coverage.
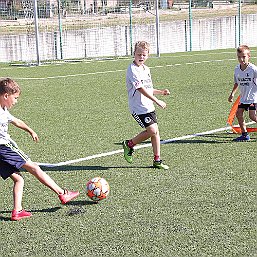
[153,160,169,170]
[122,140,134,163]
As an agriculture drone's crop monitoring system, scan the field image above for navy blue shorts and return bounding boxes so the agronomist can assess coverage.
[132,111,158,128]
[0,143,29,180]
[238,103,257,111]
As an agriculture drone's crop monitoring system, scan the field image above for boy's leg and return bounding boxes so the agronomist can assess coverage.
[249,109,257,122]
[23,161,64,195]
[10,172,32,221]
[10,172,24,211]
[22,160,79,204]
[147,123,160,158]
[147,124,169,170]
[236,108,247,133]
[234,108,250,141]
[132,129,153,145]
[123,127,155,163]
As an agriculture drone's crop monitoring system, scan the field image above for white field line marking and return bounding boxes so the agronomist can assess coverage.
[14,57,243,81]
[1,51,236,70]
[36,123,255,167]
[4,50,257,71]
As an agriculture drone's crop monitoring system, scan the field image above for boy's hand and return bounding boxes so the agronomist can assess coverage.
[156,99,167,109]
[228,94,234,102]
[163,89,170,95]
[31,131,39,142]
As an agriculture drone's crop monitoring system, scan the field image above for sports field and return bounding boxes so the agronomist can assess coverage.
[0,49,256,256]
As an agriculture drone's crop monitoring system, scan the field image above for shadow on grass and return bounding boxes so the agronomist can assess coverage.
[66,200,97,206]
[41,165,109,172]
[116,133,237,146]
[65,200,100,216]
[0,206,61,221]
[40,165,150,172]
[0,215,11,221]
[161,133,241,144]
[30,206,61,213]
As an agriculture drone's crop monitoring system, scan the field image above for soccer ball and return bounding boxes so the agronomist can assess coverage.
[86,177,110,202]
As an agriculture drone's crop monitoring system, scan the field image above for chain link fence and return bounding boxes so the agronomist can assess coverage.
[0,0,257,64]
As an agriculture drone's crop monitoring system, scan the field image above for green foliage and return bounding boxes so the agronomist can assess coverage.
[0,48,256,256]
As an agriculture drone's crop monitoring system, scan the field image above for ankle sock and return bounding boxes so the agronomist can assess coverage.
[128,140,135,148]
[154,155,160,162]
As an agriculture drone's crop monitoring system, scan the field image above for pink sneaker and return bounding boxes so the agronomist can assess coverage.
[59,189,80,204]
[11,209,32,221]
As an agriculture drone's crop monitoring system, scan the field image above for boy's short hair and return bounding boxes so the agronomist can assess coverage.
[237,45,250,54]
[134,41,150,54]
[0,78,20,95]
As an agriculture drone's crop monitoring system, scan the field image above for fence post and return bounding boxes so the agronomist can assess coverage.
[185,20,187,51]
[129,0,133,56]
[155,0,160,57]
[33,0,40,65]
[188,0,192,51]
[57,0,63,59]
[238,0,241,46]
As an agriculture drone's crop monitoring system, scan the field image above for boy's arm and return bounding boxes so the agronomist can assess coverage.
[228,83,238,102]
[153,89,170,96]
[11,117,39,142]
[137,87,167,109]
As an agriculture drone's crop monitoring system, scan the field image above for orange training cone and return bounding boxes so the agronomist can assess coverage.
[227,95,257,133]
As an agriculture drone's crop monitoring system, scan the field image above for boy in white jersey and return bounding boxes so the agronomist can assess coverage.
[122,41,170,169]
[228,45,257,141]
[0,78,79,221]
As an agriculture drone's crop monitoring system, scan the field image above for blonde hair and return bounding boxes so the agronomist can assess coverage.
[237,45,250,54]
[134,41,150,55]
[0,78,20,95]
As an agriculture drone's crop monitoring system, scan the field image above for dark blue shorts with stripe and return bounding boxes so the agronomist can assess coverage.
[0,143,29,180]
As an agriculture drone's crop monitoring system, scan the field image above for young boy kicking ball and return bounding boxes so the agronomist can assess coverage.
[0,78,79,221]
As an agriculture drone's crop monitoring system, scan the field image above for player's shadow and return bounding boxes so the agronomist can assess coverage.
[40,165,109,172]
[65,200,98,206]
[0,206,61,221]
[0,215,11,221]
[65,201,99,216]
[115,133,234,146]
[30,206,61,213]
[40,164,150,172]
[161,135,231,144]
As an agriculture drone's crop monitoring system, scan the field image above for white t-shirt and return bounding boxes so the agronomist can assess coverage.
[0,107,15,145]
[234,63,257,104]
[126,63,155,115]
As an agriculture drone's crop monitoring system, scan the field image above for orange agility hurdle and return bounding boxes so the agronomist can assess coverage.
[227,95,257,133]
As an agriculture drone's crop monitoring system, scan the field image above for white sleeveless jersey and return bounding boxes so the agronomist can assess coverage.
[126,63,155,114]
[234,63,257,104]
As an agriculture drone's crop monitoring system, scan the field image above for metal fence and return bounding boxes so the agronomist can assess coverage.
[0,0,257,64]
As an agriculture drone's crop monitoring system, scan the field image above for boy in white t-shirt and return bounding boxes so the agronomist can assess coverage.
[228,45,257,141]
[0,78,79,221]
[122,41,170,169]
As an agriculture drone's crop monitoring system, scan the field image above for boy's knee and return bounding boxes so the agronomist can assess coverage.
[249,114,257,121]
[11,172,24,184]
[147,128,158,137]
[23,161,41,173]
[236,112,243,119]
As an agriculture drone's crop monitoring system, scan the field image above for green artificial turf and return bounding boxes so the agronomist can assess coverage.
[0,49,256,257]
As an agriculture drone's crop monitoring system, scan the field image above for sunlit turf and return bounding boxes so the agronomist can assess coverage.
[0,49,256,256]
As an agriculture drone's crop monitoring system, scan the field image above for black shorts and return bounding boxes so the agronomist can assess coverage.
[238,103,257,111]
[0,143,29,180]
[132,111,157,128]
